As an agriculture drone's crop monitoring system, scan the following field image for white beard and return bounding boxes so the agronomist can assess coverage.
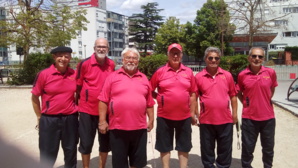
[96,53,106,58]
[124,63,137,71]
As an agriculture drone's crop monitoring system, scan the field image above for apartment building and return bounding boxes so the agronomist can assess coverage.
[226,0,298,55]
[1,0,128,63]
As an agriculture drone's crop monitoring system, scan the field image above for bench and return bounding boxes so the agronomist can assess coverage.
[287,77,298,100]
[0,69,12,84]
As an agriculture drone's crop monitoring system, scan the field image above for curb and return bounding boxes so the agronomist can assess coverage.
[272,101,298,117]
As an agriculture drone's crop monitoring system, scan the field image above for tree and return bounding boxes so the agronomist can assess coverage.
[194,0,234,57]
[154,17,183,54]
[129,2,164,56]
[0,0,88,61]
[45,4,88,47]
[227,0,289,49]
[154,17,200,58]
[180,22,200,58]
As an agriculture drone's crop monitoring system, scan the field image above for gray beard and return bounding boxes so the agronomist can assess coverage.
[96,53,106,58]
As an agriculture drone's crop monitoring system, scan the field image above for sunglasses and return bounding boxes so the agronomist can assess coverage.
[207,57,220,61]
[251,55,264,59]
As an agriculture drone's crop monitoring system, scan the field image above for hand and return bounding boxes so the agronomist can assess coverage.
[232,114,238,125]
[147,121,153,132]
[98,121,109,134]
[35,116,40,131]
[191,116,197,126]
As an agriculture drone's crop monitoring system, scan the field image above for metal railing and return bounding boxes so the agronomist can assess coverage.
[187,65,298,80]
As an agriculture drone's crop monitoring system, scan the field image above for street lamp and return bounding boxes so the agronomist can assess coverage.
[83,44,86,58]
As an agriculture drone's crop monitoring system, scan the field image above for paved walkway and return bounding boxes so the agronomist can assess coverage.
[0,79,297,168]
[272,80,298,116]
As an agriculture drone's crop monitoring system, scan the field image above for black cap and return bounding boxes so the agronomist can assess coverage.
[50,46,72,54]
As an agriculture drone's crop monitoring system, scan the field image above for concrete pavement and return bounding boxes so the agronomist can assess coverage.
[272,80,298,116]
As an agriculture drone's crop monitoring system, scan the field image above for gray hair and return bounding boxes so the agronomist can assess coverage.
[204,47,221,60]
[94,38,109,48]
[248,47,265,56]
[121,47,140,60]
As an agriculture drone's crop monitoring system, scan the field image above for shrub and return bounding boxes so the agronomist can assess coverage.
[8,53,53,85]
[220,54,248,82]
[138,54,168,79]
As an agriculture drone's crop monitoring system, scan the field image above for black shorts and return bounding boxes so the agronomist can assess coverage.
[78,112,110,154]
[110,129,147,168]
[155,117,192,153]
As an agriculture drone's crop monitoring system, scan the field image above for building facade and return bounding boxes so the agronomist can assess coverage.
[226,0,298,56]
[1,0,128,64]
[0,7,8,65]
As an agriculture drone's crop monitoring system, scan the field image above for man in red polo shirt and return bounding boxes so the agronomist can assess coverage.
[76,38,115,168]
[195,47,238,168]
[150,43,197,168]
[31,46,78,168]
[237,47,278,168]
[98,47,154,168]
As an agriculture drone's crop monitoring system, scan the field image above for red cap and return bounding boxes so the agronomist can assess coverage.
[167,43,183,52]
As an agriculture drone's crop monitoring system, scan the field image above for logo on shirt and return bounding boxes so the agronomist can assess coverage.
[220,76,226,80]
[263,76,270,80]
[68,77,75,80]
[181,73,188,77]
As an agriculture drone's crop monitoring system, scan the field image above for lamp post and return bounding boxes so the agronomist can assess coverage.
[83,44,86,58]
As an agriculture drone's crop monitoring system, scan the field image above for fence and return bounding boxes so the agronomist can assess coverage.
[268,65,298,80]
[187,65,298,80]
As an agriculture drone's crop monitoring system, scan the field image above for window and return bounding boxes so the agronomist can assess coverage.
[283,32,291,37]
[283,31,298,37]
[270,45,276,49]
[274,20,288,26]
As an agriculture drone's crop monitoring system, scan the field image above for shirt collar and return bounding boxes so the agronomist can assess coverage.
[165,62,186,72]
[90,53,111,66]
[202,67,224,76]
[50,64,73,76]
[118,67,142,77]
[244,65,265,75]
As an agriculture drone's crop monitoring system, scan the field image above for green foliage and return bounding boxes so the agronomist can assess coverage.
[8,53,53,85]
[45,4,89,48]
[285,46,298,60]
[0,1,88,60]
[129,2,164,54]
[194,0,234,57]
[138,54,168,79]
[154,17,183,54]
[220,55,248,81]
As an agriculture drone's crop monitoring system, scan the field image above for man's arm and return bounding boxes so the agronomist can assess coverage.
[75,85,82,105]
[146,107,154,132]
[190,92,197,125]
[31,94,41,127]
[152,91,157,99]
[98,101,109,134]
[237,91,243,104]
[231,96,238,124]
[271,87,275,99]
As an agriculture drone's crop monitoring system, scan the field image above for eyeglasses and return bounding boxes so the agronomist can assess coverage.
[251,55,264,59]
[124,56,139,61]
[207,57,220,61]
[95,46,108,49]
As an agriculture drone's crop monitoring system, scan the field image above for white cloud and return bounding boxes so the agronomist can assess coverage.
[106,0,206,23]
[120,0,152,10]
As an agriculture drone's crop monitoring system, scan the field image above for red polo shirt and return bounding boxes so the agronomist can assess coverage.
[195,67,237,125]
[237,66,278,121]
[150,63,197,120]
[76,54,115,116]
[98,67,155,130]
[31,64,77,115]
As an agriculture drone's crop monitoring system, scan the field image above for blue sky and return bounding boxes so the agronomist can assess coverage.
[107,0,207,24]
